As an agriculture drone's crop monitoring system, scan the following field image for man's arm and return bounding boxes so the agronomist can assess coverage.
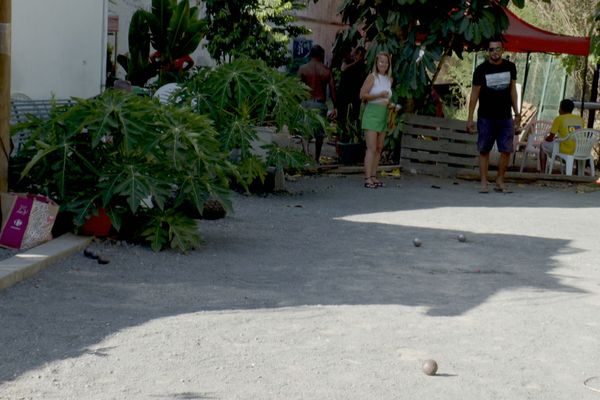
[510,79,521,129]
[466,85,480,133]
[328,71,337,106]
[328,71,337,117]
[545,116,562,141]
[340,58,354,72]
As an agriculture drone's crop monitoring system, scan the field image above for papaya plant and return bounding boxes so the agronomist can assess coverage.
[177,58,322,188]
[10,90,234,252]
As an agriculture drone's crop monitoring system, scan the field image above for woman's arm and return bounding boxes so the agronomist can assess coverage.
[359,74,374,101]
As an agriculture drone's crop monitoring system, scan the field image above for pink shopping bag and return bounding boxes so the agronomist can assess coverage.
[0,193,59,249]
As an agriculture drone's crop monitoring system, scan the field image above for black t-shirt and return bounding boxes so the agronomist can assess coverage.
[473,59,517,119]
[337,61,367,106]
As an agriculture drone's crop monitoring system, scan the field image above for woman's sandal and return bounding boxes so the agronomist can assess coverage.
[371,176,385,187]
[364,178,378,189]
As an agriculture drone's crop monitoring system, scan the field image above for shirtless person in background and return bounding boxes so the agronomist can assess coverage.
[298,45,337,163]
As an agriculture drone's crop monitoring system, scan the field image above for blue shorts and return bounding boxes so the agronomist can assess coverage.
[476,117,515,153]
[302,100,328,139]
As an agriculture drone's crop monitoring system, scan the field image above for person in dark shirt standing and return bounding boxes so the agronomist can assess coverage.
[467,39,520,193]
[336,46,367,140]
[298,45,337,163]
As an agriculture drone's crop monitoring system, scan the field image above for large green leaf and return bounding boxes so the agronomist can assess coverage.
[141,209,201,252]
[10,90,233,252]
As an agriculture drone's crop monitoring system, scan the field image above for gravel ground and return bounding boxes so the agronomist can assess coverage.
[1,173,600,399]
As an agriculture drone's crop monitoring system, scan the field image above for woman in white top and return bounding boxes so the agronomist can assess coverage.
[360,52,393,188]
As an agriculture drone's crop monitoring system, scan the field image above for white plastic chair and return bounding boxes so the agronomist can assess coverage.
[546,128,600,176]
[153,83,181,104]
[517,119,552,172]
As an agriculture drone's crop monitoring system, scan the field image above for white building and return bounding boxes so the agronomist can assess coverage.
[11,0,108,99]
[10,0,342,99]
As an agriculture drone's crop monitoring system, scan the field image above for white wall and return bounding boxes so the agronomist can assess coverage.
[11,0,106,99]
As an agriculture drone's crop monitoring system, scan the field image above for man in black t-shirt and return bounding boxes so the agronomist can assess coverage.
[467,40,521,193]
[337,46,367,139]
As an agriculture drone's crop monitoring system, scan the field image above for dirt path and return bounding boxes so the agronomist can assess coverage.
[1,174,600,399]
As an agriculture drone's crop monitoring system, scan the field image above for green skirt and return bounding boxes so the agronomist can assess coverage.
[361,103,388,132]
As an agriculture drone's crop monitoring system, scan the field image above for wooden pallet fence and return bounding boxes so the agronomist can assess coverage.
[400,114,478,177]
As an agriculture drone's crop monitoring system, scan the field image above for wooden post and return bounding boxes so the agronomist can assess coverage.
[0,0,11,192]
[520,52,531,112]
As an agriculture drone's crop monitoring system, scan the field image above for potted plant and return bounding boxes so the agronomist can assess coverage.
[10,90,234,252]
[336,104,365,165]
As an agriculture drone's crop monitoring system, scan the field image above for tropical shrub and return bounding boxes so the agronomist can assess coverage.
[10,91,234,252]
[177,58,321,188]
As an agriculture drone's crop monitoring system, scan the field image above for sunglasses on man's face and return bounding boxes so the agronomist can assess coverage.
[488,47,502,52]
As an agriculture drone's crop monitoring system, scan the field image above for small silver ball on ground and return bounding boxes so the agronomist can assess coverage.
[413,238,422,247]
[422,359,438,376]
[457,234,466,242]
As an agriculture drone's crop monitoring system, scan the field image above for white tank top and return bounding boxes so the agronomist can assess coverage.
[368,73,392,105]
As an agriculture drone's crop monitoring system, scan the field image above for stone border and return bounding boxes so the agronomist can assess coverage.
[0,233,92,291]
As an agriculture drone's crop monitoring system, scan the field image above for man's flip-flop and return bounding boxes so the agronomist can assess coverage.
[479,187,489,193]
[494,187,513,193]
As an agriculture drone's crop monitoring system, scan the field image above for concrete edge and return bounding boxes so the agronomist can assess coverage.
[0,233,92,291]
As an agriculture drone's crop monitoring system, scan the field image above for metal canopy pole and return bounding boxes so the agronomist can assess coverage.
[520,51,531,111]
[0,0,11,192]
[581,55,589,121]
[560,70,568,101]
[537,54,553,120]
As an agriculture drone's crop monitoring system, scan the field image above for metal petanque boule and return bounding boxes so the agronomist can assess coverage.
[422,359,438,376]
[413,238,422,247]
[457,234,466,242]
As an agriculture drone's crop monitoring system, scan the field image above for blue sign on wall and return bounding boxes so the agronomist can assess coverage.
[293,39,313,59]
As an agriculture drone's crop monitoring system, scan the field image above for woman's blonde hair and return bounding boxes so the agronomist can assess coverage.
[371,52,392,77]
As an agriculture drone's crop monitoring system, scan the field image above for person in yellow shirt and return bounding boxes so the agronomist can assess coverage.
[540,99,584,173]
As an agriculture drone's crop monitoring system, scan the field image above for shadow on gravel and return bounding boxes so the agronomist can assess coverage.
[0,176,596,384]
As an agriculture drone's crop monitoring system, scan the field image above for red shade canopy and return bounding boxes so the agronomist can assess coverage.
[502,7,590,56]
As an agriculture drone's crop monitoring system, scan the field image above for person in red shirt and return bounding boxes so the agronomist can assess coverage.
[150,51,194,79]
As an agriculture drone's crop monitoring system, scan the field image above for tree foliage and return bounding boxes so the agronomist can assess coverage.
[203,0,314,67]
[334,0,536,100]
[515,0,596,99]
